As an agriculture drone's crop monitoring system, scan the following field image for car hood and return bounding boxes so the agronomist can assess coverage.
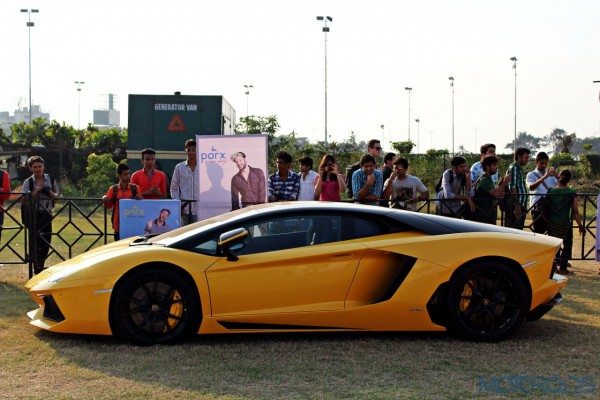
[25,237,159,288]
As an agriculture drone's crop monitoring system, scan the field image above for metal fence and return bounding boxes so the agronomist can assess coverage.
[0,193,597,278]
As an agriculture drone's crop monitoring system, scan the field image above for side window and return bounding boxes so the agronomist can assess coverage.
[342,215,391,241]
[235,215,342,255]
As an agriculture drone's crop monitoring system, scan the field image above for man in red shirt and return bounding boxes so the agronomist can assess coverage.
[130,148,167,199]
[102,163,142,240]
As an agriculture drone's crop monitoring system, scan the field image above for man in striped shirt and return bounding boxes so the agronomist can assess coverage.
[268,151,300,202]
[504,147,531,229]
[171,139,199,225]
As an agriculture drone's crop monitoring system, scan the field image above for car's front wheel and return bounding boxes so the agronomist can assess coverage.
[446,262,528,342]
[110,267,201,345]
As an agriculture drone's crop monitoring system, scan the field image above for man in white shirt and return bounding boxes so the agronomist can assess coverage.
[471,143,498,185]
[298,156,319,201]
[171,139,199,225]
[526,151,558,233]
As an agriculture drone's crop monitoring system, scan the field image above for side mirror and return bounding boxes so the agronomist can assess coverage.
[218,227,249,261]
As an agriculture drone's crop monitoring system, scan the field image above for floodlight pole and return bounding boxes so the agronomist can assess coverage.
[21,8,39,124]
[511,57,517,152]
[316,16,332,147]
[415,118,420,153]
[449,76,455,155]
[244,84,253,116]
[405,87,412,141]
[75,81,85,129]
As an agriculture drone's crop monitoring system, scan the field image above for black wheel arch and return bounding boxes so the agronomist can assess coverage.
[108,261,202,337]
[427,256,532,328]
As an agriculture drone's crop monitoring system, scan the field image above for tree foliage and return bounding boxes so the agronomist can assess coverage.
[79,153,118,197]
[504,131,543,152]
[391,140,415,155]
[236,115,280,136]
[11,118,49,146]
[544,128,576,154]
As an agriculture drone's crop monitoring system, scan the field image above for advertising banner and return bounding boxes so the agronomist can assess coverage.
[119,199,181,239]
[196,134,268,220]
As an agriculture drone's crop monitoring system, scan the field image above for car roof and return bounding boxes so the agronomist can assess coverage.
[153,202,525,248]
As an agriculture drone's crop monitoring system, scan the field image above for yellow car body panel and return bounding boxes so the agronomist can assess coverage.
[24,202,566,343]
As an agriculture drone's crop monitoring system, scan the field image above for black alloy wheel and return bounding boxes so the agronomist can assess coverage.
[447,262,528,342]
[110,267,200,345]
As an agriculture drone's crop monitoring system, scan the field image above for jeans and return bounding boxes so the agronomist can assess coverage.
[28,210,53,270]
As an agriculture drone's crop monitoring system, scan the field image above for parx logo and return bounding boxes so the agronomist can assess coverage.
[200,146,227,163]
[124,205,145,218]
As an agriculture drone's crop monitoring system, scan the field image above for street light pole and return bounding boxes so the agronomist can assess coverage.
[380,124,385,150]
[20,8,39,124]
[316,16,332,147]
[449,76,455,155]
[404,87,412,141]
[244,84,253,116]
[415,118,420,154]
[75,81,85,129]
[511,57,517,152]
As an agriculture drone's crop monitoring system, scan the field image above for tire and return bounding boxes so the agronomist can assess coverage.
[446,261,528,342]
[109,267,201,345]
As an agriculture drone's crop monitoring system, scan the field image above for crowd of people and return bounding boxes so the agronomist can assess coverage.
[267,140,585,275]
[5,137,587,275]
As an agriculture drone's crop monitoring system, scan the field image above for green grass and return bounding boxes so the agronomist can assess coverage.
[0,262,598,399]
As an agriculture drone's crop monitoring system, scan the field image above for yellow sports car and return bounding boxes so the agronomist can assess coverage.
[26,202,566,345]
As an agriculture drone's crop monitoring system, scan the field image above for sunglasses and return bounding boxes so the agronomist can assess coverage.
[374,147,383,150]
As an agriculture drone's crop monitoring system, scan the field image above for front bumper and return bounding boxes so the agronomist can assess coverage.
[527,292,563,321]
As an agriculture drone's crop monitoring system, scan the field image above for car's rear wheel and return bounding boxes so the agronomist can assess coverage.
[446,262,528,342]
[110,267,200,345]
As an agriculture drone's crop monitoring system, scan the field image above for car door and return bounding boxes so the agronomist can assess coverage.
[205,214,368,316]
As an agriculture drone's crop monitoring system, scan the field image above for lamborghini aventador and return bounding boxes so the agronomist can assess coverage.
[26,202,566,345]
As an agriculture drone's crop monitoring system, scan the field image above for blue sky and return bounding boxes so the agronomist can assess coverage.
[2,0,599,153]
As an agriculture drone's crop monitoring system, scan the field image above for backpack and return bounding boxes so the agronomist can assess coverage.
[435,169,464,193]
[345,162,360,199]
[111,184,138,203]
[109,184,139,227]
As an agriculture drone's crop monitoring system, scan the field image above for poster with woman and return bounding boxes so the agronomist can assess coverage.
[196,135,268,220]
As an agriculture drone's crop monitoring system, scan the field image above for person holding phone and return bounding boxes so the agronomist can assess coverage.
[314,154,346,201]
[526,152,558,233]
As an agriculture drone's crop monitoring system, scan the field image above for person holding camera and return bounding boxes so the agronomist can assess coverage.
[382,157,429,211]
[314,154,346,201]
[22,156,59,274]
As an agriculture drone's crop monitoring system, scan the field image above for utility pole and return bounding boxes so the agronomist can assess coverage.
[75,81,85,129]
[316,16,333,147]
[244,84,253,116]
[415,118,420,154]
[20,8,39,124]
[405,87,412,140]
[449,76,455,155]
[511,57,517,152]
